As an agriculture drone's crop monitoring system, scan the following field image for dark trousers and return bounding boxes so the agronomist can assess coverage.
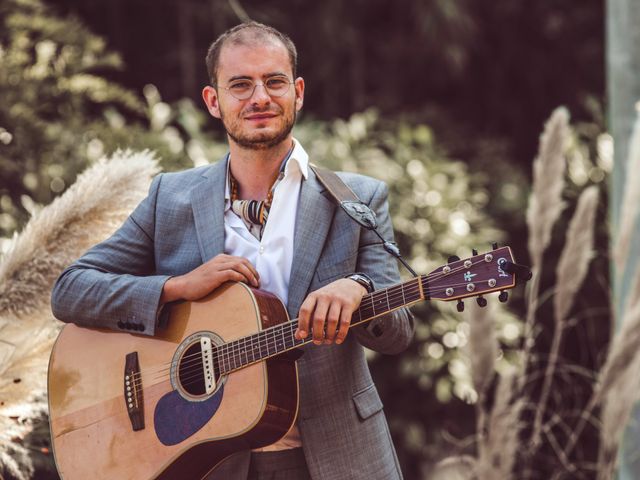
[248,448,311,480]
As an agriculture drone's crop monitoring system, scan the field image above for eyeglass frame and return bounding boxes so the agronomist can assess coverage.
[214,75,296,100]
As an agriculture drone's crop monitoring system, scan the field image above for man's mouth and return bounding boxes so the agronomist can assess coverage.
[245,113,277,120]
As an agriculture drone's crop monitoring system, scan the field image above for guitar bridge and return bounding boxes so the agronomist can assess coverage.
[124,352,145,431]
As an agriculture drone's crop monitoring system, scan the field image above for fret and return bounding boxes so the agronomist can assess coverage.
[279,324,286,352]
[401,283,406,306]
[385,288,390,312]
[241,339,248,366]
[230,341,237,370]
[249,334,256,363]
[370,293,376,316]
[224,343,230,373]
[218,351,226,375]
[266,331,272,357]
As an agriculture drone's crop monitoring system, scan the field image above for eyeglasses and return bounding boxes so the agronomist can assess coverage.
[217,75,294,100]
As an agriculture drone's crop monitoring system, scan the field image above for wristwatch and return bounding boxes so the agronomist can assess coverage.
[345,272,374,293]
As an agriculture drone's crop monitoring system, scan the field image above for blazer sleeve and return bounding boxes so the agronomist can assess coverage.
[50,174,171,336]
[351,180,415,354]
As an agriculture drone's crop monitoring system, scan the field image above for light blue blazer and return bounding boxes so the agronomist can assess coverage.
[51,157,415,479]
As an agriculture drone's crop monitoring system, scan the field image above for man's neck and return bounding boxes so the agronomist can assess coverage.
[228,138,294,200]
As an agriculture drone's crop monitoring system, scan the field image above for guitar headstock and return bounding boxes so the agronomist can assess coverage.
[426,246,520,304]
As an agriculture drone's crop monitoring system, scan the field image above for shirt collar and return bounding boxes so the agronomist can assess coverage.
[224,138,309,204]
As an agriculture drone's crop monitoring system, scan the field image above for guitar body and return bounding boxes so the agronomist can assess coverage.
[48,282,299,480]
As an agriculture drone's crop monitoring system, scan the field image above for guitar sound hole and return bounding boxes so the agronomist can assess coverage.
[178,343,206,396]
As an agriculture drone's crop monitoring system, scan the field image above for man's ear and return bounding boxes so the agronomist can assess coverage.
[202,85,221,119]
[294,77,305,112]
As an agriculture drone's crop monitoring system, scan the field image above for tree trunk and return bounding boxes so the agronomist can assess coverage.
[607,0,640,478]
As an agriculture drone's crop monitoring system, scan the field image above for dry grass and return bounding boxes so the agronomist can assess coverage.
[466,301,497,396]
[613,106,640,273]
[475,372,523,480]
[524,107,571,367]
[529,185,600,447]
[554,186,599,325]
[526,106,569,272]
[0,150,159,479]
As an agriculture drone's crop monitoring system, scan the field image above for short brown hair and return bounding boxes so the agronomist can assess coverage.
[205,22,298,86]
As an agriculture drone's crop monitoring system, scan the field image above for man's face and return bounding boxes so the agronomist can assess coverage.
[202,39,304,150]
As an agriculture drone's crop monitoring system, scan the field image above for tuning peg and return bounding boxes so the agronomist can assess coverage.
[476,296,487,307]
[499,291,509,303]
[472,248,478,256]
[448,255,461,263]
[492,242,498,250]
[456,300,465,312]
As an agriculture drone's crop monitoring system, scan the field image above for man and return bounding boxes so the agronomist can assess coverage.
[51,22,414,480]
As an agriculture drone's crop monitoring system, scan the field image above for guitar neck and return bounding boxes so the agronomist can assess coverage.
[214,246,520,375]
[216,276,428,374]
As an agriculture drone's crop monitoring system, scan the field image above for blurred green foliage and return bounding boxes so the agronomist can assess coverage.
[0,0,194,238]
[0,0,609,479]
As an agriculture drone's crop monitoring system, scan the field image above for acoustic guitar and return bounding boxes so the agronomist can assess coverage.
[48,246,528,479]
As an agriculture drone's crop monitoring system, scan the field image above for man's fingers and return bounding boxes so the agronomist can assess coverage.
[312,298,330,345]
[324,302,342,344]
[209,256,260,287]
[296,296,316,340]
[335,307,352,344]
[227,261,260,287]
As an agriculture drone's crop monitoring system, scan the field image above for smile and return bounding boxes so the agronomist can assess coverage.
[245,113,277,120]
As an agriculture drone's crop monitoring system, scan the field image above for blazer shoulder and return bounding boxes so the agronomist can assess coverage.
[334,171,387,202]
[156,164,216,190]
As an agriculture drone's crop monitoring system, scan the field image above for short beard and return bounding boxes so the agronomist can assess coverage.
[222,110,297,151]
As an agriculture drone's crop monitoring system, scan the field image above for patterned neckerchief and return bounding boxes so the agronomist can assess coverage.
[228,147,293,240]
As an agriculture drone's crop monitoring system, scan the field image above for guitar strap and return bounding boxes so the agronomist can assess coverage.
[309,164,378,230]
[309,164,418,278]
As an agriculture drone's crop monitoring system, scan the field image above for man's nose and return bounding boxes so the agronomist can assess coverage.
[250,83,272,104]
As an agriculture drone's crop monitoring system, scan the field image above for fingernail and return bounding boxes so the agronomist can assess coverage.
[313,340,321,345]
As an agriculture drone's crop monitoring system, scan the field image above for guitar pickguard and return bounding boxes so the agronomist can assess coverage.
[154,385,225,446]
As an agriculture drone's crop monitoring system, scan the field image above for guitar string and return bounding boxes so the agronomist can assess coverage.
[130,256,506,385]
[137,253,501,380]
[136,280,421,387]
[149,255,493,377]
[132,279,423,382]
[168,275,509,388]
[142,276,504,387]
[94,255,512,424]
[162,262,498,378]
[142,278,425,383]
[129,253,510,385]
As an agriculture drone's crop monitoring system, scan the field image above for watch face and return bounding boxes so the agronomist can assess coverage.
[349,274,372,292]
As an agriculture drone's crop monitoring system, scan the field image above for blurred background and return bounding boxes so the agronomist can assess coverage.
[3,0,632,479]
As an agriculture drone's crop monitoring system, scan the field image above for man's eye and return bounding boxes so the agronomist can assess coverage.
[229,81,252,90]
[266,78,287,88]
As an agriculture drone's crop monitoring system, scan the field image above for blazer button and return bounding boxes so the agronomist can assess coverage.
[117,321,125,329]
[137,324,145,332]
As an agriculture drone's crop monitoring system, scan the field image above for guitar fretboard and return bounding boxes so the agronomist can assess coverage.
[214,276,428,374]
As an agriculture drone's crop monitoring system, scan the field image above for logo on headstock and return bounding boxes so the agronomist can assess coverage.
[463,271,477,282]
[497,258,510,278]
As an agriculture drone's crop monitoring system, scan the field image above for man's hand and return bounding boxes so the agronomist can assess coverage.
[295,278,368,345]
[161,254,259,303]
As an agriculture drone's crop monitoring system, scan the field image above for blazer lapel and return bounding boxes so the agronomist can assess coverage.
[191,157,227,262]
[288,170,336,316]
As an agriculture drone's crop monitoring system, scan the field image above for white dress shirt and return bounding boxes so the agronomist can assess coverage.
[223,139,309,451]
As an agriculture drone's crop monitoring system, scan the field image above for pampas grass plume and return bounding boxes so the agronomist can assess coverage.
[526,107,570,271]
[554,186,599,325]
[0,150,160,479]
